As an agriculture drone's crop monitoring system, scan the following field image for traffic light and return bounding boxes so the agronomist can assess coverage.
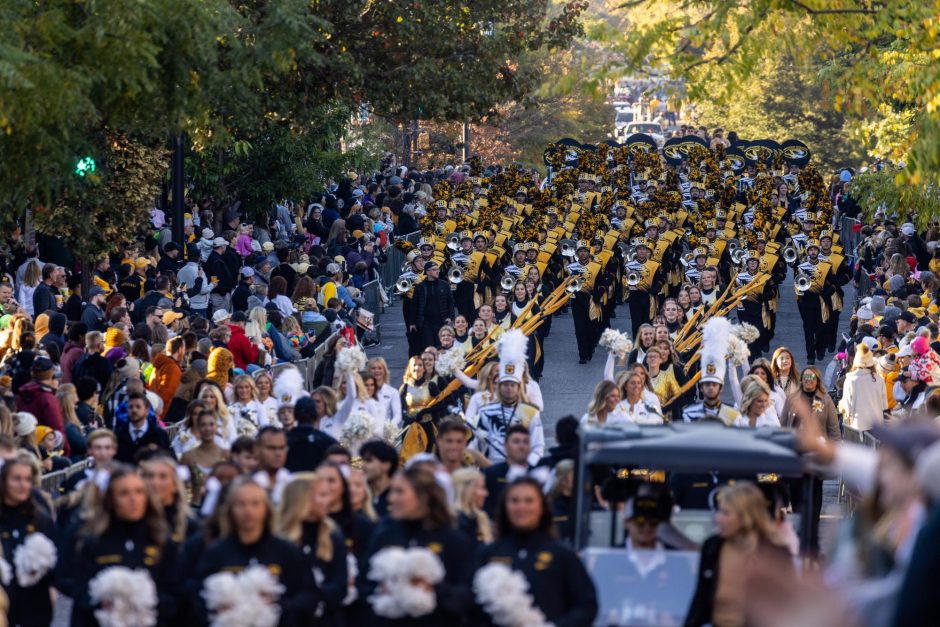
[74,156,96,177]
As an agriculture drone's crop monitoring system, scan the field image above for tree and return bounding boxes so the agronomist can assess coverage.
[606,0,940,211]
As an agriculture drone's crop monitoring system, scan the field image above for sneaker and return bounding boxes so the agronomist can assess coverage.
[579,358,587,364]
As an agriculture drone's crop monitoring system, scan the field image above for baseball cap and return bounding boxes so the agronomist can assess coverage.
[212,237,228,247]
[901,223,916,236]
[624,496,662,522]
[88,286,106,299]
[900,311,918,324]
[212,310,231,325]
[202,228,215,240]
[239,266,255,278]
[326,263,340,275]
[162,311,184,325]
[352,188,365,197]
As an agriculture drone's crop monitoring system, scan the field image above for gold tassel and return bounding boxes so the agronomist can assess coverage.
[832,292,843,312]
[589,300,602,321]
[821,297,830,324]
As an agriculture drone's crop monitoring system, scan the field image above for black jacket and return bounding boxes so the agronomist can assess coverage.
[363,518,474,626]
[230,281,252,312]
[684,535,792,627]
[0,501,58,627]
[206,251,234,295]
[892,504,940,626]
[68,520,180,627]
[72,352,114,392]
[114,415,173,463]
[415,277,454,326]
[32,282,57,319]
[299,521,348,620]
[476,530,598,627]
[195,532,318,627]
[284,425,338,473]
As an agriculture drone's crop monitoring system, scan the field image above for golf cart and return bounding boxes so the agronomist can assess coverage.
[575,423,816,626]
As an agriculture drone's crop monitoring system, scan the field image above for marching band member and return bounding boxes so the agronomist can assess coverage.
[682,318,742,425]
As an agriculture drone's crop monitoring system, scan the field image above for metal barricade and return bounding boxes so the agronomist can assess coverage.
[839,216,861,256]
[41,460,89,495]
[362,280,382,313]
[379,231,420,303]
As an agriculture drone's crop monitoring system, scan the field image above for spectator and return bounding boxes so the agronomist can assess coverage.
[14,357,70,456]
[148,336,185,419]
[114,391,172,463]
[226,310,260,371]
[72,330,114,391]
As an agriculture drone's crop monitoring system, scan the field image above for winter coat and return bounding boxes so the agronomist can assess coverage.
[148,353,183,419]
[15,380,70,455]
[839,367,888,431]
[225,324,259,370]
[59,341,85,384]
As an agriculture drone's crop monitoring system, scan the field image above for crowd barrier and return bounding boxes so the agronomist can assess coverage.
[40,460,88,495]
[839,215,862,256]
[379,231,420,300]
[362,280,383,314]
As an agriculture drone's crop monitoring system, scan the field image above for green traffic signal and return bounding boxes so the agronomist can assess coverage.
[75,156,96,177]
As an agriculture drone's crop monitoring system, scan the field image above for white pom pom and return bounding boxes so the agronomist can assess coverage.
[732,322,760,344]
[473,562,552,627]
[340,409,375,450]
[599,328,633,360]
[726,335,750,366]
[90,567,158,627]
[336,345,367,375]
[203,566,284,627]
[435,345,467,377]
[12,532,57,587]
[368,547,445,618]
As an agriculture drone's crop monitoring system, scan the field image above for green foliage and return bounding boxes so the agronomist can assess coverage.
[605,0,940,215]
[849,168,940,228]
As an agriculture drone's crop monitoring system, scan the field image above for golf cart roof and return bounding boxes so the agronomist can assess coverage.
[582,423,805,476]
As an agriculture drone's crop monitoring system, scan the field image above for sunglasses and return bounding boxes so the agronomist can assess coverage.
[801,373,818,381]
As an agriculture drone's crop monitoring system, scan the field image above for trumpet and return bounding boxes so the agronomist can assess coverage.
[794,272,813,294]
[395,277,414,294]
[448,267,464,284]
[783,245,799,264]
[566,276,584,293]
[626,270,643,287]
[500,274,517,291]
[446,233,460,251]
[560,239,577,257]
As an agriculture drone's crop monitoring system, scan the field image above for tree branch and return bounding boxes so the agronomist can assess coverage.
[787,0,881,15]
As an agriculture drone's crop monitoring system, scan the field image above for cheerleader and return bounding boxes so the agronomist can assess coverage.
[364,465,474,625]
[194,477,317,625]
[253,371,281,427]
[456,362,498,427]
[0,459,57,626]
[327,371,384,442]
[319,462,375,622]
[69,464,181,626]
[367,357,403,427]
[178,410,230,502]
[463,318,491,351]
[139,454,200,542]
[476,477,597,626]
[452,467,493,547]
[277,473,349,626]
[195,381,238,447]
[452,315,470,344]
[229,374,269,435]
[580,380,631,428]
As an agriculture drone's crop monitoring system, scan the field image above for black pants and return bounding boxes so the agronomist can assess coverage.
[627,291,652,337]
[798,296,827,360]
[571,295,593,360]
[420,321,442,353]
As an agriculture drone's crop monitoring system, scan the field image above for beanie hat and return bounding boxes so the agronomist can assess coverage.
[13,412,37,438]
[105,327,127,349]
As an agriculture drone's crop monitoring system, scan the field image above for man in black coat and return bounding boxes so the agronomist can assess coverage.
[32,263,61,319]
[72,331,114,392]
[284,397,338,472]
[206,237,235,310]
[413,261,454,351]
[482,425,531,516]
[230,266,255,313]
[115,392,173,463]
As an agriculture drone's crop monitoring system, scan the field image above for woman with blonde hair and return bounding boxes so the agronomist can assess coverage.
[140,454,198,542]
[229,374,268,435]
[685,482,793,626]
[328,370,383,443]
[347,467,379,522]
[581,380,629,428]
[197,381,237,445]
[733,376,780,428]
[55,383,89,462]
[399,355,439,420]
[17,261,41,319]
[614,370,664,425]
[276,473,349,622]
[367,357,402,427]
[452,467,493,545]
[252,370,280,426]
[839,342,888,431]
[457,361,498,426]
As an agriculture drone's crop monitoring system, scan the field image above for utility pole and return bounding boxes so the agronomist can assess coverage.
[461,122,471,162]
[171,134,185,244]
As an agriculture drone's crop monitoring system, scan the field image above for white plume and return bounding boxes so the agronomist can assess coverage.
[89,567,158,627]
[273,366,307,407]
[13,532,57,587]
[701,317,732,362]
[498,329,529,362]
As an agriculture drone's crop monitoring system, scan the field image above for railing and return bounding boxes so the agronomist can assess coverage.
[378,231,421,299]
[40,460,89,495]
[839,215,862,257]
[362,280,383,314]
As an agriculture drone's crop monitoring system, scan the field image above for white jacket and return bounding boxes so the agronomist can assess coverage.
[839,368,888,431]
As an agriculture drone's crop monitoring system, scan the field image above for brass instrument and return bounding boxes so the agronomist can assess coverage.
[448,267,464,284]
[624,245,637,263]
[395,277,414,294]
[626,269,643,287]
[783,245,799,264]
[560,239,577,258]
[794,272,813,295]
[500,274,517,291]
[566,276,584,293]
[445,232,460,251]
[680,251,695,268]
[731,248,748,266]
[727,238,741,255]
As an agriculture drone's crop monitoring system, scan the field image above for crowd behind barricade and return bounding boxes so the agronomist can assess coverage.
[0,139,937,626]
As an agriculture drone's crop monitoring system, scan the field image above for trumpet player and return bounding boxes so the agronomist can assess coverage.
[734,251,770,354]
[796,239,831,365]
[569,241,599,364]
[683,247,709,285]
[625,238,662,337]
